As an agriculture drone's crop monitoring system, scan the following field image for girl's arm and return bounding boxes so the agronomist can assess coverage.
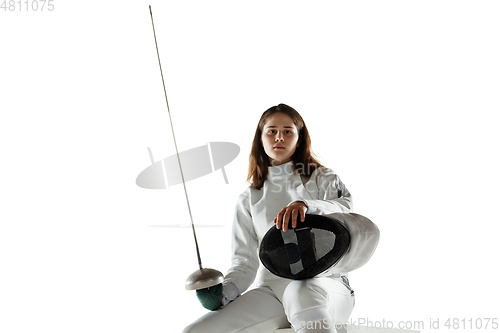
[276,167,353,231]
[296,167,353,214]
[223,193,260,295]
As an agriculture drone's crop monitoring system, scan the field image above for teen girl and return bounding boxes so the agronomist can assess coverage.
[183,104,355,333]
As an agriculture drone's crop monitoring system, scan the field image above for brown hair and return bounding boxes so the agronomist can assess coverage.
[246,104,324,189]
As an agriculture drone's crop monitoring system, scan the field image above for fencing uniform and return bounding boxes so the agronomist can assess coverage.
[183,161,355,333]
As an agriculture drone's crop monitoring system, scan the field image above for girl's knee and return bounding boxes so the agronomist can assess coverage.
[283,280,329,315]
[288,306,333,332]
[282,278,354,330]
[181,321,206,333]
[181,324,193,333]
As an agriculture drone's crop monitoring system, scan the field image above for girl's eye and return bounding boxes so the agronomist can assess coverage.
[267,130,294,134]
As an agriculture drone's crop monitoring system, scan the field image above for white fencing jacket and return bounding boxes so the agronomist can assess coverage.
[224,161,353,298]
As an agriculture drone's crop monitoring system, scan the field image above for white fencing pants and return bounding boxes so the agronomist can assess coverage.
[182,275,355,333]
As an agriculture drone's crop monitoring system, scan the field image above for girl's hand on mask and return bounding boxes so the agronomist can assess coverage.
[274,201,307,232]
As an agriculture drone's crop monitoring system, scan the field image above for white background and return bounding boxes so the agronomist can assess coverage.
[1,1,499,332]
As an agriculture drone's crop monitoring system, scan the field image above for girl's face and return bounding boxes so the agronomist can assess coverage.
[261,112,299,166]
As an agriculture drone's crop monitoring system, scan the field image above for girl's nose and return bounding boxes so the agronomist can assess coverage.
[275,132,284,141]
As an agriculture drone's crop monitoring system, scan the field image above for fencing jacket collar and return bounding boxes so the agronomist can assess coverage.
[267,161,295,179]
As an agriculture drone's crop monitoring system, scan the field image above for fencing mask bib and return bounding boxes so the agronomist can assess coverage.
[259,213,379,280]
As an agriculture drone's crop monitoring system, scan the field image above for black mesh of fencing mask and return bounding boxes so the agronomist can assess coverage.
[259,214,350,280]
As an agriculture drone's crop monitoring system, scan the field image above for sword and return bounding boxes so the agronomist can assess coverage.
[148,5,224,290]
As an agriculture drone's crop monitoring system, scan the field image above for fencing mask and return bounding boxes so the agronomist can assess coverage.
[259,213,379,280]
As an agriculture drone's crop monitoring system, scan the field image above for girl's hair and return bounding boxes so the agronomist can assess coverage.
[247,103,324,189]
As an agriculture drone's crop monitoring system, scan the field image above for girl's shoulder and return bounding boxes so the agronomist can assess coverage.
[241,180,277,205]
[239,184,260,200]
